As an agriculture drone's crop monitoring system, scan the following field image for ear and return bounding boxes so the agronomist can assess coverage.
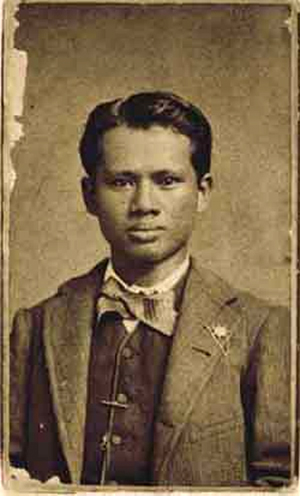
[197,173,212,213]
[81,176,97,216]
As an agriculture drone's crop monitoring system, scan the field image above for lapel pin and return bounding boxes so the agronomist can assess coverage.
[210,324,232,355]
[212,325,230,339]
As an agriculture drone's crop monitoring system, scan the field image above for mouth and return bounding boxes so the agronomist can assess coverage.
[127,226,165,243]
[128,225,165,232]
[129,227,163,232]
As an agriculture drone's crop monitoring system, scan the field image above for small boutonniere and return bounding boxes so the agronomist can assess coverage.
[210,324,232,355]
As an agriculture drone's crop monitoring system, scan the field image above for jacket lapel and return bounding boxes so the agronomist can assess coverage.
[153,259,245,480]
[43,261,107,483]
[42,257,244,483]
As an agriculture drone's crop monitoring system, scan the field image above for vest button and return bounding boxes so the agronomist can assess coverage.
[112,434,122,445]
[122,347,132,358]
[117,393,128,404]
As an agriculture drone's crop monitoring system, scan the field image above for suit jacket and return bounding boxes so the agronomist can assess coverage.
[10,258,291,487]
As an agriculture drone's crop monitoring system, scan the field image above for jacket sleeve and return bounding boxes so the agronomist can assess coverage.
[242,305,291,486]
[10,309,35,468]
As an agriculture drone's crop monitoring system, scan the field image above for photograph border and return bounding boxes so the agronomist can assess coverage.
[1,0,299,493]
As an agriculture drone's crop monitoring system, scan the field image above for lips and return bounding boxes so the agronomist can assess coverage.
[127,226,165,243]
[128,226,165,233]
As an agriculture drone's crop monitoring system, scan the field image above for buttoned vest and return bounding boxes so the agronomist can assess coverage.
[81,314,172,485]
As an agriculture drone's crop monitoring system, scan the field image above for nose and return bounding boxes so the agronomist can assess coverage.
[130,181,159,215]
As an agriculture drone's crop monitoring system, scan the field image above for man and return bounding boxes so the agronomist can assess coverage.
[10,91,291,487]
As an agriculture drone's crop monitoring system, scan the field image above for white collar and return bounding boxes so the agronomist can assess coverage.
[104,256,190,297]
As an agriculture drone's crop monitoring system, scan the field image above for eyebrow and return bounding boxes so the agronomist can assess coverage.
[152,169,185,177]
[102,170,138,179]
[104,168,185,177]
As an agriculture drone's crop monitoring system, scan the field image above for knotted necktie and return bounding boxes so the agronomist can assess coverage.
[97,276,178,336]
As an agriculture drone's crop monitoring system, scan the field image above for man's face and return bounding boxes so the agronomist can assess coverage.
[84,125,207,267]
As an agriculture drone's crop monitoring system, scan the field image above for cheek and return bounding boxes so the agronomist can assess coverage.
[167,195,198,239]
[96,192,129,220]
[169,192,198,220]
[95,193,131,241]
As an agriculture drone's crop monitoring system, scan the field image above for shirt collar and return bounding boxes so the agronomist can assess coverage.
[104,256,190,297]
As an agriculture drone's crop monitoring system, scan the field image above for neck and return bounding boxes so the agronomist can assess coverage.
[111,247,189,287]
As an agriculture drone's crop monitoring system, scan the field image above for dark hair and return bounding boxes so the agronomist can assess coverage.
[79,91,212,181]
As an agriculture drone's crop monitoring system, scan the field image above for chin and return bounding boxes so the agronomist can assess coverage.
[123,243,182,267]
[127,251,165,265]
[110,234,188,266]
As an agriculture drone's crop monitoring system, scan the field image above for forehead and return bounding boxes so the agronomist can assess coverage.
[101,125,192,171]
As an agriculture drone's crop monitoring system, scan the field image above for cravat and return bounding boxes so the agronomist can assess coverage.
[97,277,178,336]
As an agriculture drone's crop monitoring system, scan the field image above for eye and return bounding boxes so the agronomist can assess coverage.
[158,175,182,188]
[110,177,135,188]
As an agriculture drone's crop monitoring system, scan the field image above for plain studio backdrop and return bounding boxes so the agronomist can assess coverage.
[9,3,291,319]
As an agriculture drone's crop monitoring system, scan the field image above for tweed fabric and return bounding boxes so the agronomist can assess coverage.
[10,258,291,486]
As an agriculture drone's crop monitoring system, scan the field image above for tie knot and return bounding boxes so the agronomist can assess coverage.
[97,277,177,336]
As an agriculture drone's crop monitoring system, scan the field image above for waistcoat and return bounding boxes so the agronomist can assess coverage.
[81,314,173,485]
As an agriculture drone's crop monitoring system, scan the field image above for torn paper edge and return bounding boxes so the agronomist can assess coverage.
[0,2,299,496]
[1,0,28,491]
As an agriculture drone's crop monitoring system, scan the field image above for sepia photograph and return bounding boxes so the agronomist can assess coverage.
[2,0,298,491]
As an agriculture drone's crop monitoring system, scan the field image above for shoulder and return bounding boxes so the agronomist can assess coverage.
[22,258,107,309]
[56,258,108,296]
[189,258,290,344]
[12,258,108,337]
